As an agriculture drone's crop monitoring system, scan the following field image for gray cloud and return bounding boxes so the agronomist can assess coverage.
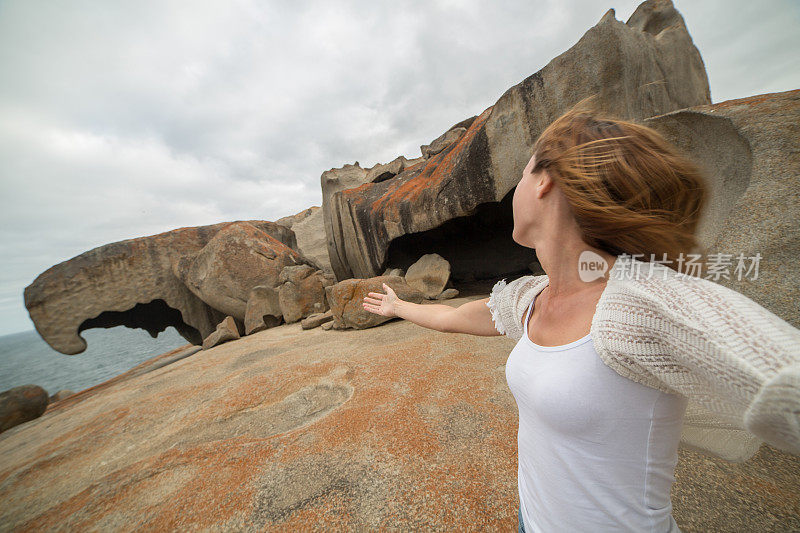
[1,0,798,335]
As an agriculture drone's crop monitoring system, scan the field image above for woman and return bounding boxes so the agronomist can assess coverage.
[361,105,800,532]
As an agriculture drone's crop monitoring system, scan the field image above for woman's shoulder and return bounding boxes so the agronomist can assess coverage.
[490,273,546,294]
[487,273,548,338]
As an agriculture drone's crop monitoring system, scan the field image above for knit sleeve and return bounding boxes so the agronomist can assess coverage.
[649,274,800,458]
[485,274,543,340]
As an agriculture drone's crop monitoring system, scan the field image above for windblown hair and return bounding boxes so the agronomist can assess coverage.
[532,100,710,275]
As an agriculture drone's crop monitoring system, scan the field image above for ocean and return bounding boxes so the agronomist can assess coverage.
[0,326,189,396]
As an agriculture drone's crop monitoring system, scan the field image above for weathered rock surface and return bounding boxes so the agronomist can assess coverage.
[1,292,797,531]
[405,253,452,299]
[325,276,424,330]
[176,221,309,321]
[0,385,49,433]
[645,89,800,327]
[320,162,369,281]
[202,316,241,350]
[324,0,711,282]
[24,220,298,354]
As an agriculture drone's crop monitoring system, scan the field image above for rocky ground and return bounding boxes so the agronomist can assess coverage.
[1,291,798,532]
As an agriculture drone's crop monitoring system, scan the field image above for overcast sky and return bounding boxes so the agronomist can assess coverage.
[1,0,799,337]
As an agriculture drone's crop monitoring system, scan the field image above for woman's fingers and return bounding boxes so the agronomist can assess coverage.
[362,302,381,314]
[363,291,388,315]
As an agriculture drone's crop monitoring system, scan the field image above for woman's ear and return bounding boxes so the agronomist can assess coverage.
[536,169,554,199]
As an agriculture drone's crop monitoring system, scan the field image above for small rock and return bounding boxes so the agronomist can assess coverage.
[49,389,75,402]
[435,288,460,300]
[0,384,49,433]
[301,310,334,330]
[202,316,241,350]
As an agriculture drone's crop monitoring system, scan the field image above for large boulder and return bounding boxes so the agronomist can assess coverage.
[645,89,800,328]
[324,0,711,281]
[23,220,298,354]
[175,221,308,320]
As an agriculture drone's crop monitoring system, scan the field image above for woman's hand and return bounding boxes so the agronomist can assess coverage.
[362,282,400,318]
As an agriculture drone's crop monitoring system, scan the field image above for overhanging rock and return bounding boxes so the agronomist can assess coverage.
[24,221,301,354]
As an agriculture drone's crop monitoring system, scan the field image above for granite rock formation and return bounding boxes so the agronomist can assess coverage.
[24,0,797,363]
[320,162,369,280]
[324,0,711,283]
[365,156,425,184]
[7,0,800,529]
[421,126,468,159]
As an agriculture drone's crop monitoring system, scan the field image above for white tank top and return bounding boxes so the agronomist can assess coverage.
[506,294,688,532]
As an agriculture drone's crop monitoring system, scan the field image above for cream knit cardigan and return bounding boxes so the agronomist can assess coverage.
[486,254,800,462]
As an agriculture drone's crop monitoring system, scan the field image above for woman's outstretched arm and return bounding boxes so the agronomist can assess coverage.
[638,273,800,457]
[362,282,502,336]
